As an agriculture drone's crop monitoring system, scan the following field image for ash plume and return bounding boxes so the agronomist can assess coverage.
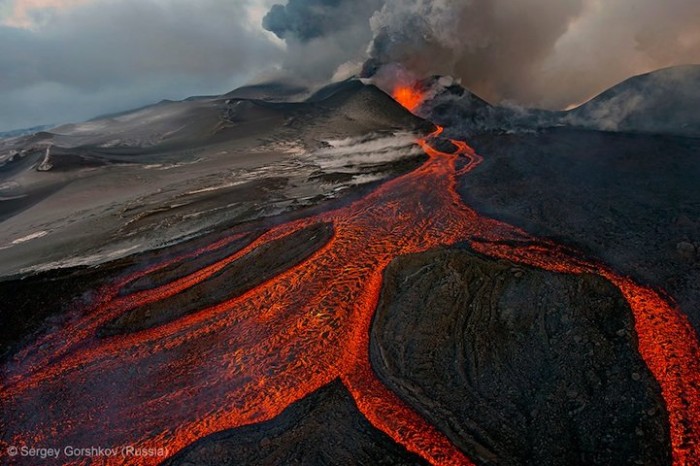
[262,0,382,82]
[264,0,700,109]
[366,0,585,107]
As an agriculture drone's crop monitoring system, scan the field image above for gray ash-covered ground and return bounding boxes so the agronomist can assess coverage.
[0,80,427,277]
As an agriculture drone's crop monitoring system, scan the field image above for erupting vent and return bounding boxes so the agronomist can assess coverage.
[393,84,425,113]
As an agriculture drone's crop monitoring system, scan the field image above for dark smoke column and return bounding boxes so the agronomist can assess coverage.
[262,0,382,82]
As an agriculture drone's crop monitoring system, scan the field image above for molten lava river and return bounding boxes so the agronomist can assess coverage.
[1,96,699,466]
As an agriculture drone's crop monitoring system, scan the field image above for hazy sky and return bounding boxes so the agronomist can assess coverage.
[1,0,699,131]
[0,0,284,130]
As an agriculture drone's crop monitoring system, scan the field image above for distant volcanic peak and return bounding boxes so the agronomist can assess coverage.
[563,64,700,137]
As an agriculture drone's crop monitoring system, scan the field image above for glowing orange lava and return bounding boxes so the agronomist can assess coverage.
[1,116,699,465]
[393,85,425,112]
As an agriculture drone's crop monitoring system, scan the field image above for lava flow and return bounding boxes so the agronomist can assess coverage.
[1,93,699,466]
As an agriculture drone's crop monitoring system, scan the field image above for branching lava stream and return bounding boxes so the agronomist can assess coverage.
[1,98,699,466]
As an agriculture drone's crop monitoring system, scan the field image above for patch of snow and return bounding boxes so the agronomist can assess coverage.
[19,244,141,274]
[11,230,49,245]
[186,180,247,195]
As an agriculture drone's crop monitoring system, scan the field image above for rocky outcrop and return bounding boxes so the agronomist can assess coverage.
[118,232,260,296]
[371,248,670,466]
[163,380,427,466]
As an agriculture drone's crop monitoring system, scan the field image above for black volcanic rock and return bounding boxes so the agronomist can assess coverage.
[163,380,427,466]
[420,76,495,129]
[117,232,261,296]
[463,128,700,333]
[0,224,270,358]
[371,248,670,466]
[417,76,557,136]
[564,65,700,137]
[420,65,700,137]
[306,78,361,102]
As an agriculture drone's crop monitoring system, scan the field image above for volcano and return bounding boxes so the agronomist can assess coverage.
[563,65,700,137]
[0,74,699,466]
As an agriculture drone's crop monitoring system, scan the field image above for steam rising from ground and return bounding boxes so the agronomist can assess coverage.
[312,132,422,170]
[264,0,700,109]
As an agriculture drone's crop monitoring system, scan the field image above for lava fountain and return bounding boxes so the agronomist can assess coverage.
[1,87,698,466]
[393,84,426,113]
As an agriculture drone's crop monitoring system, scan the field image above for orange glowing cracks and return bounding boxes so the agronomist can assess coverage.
[393,85,425,112]
[1,125,699,466]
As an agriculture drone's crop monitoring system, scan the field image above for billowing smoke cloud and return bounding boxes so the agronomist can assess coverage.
[263,0,351,42]
[534,0,700,108]
[262,0,381,82]
[266,0,700,109]
[367,0,585,106]
[3,0,699,131]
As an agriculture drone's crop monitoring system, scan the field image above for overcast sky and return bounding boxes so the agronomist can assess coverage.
[0,0,284,131]
[1,0,699,131]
